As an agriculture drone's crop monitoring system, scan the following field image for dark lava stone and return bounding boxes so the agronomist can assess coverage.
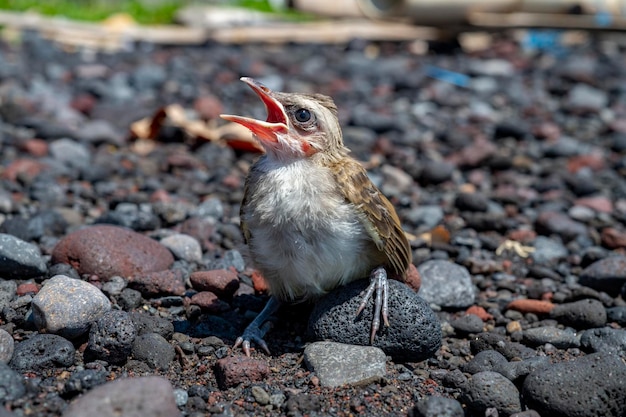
[579,256,626,296]
[308,279,441,361]
[470,332,536,360]
[580,328,626,356]
[86,310,137,365]
[62,369,108,396]
[461,371,521,416]
[450,314,484,335]
[454,192,489,212]
[9,334,75,372]
[550,299,607,329]
[118,288,143,311]
[418,161,455,185]
[523,353,626,417]
[131,333,175,370]
[130,312,174,339]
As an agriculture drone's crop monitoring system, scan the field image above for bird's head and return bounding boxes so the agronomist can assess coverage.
[221,77,345,160]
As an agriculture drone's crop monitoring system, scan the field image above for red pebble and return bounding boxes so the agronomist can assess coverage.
[214,356,270,389]
[507,299,555,314]
[16,283,39,296]
[465,305,493,321]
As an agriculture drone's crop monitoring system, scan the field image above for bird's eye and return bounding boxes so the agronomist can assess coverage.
[294,108,312,123]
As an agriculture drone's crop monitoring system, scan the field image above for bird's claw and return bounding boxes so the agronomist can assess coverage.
[233,296,281,356]
[356,266,389,344]
[234,323,272,356]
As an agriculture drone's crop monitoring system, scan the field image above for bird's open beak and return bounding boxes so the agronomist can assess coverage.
[220,77,288,144]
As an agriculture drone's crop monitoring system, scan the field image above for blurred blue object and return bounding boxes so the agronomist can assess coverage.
[595,10,613,27]
[522,30,568,55]
[425,65,470,87]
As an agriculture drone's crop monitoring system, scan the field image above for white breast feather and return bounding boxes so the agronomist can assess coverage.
[244,158,374,301]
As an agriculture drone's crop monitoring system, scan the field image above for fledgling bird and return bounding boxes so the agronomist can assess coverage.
[221,77,412,356]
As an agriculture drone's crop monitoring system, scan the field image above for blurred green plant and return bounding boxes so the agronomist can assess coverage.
[0,0,292,24]
[0,0,186,23]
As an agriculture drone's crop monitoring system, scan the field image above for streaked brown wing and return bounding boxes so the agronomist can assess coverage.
[330,158,412,278]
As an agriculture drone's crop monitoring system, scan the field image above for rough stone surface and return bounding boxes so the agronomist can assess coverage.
[62,376,181,417]
[32,274,112,338]
[9,334,75,371]
[580,328,626,356]
[303,341,387,388]
[214,356,270,389]
[86,310,136,364]
[159,233,202,263]
[308,279,441,361]
[417,260,476,308]
[51,225,174,279]
[523,353,626,417]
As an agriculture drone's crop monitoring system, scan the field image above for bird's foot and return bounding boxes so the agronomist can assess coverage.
[356,266,389,344]
[234,296,281,356]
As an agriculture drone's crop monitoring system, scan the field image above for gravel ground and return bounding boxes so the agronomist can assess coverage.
[0,29,626,417]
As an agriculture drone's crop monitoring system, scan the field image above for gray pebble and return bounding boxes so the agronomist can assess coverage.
[566,83,608,112]
[0,328,14,363]
[410,396,464,417]
[418,260,476,308]
[160,233,202,263]
[607,306,626,326]
[0,233,47,279]
[9,333,75,371]
[303,341,386,388]
[463,350,507,374]
[550,299,607,329]
[308,279,441,361]
[522,326,580,349]
[461,371,521,417]
[49,138,91,172]
[0,280,17,309]
[523,353,626,417]
[0,362,25,401]
[580,328,626,356]
[131,333,175,370]
[405,205,445,230]
[62,376,181,417]
[251,385,271,406]
[32,275,111,338]
[172,388,188,407]
[531,236,568,265]
[450,314,484,334]
[100,275,127,296]
[193,197,224,219]
[86,310,136,365]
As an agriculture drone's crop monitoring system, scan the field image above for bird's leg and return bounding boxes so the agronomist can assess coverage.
[234,296,282,356]
[356,266,389,344]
